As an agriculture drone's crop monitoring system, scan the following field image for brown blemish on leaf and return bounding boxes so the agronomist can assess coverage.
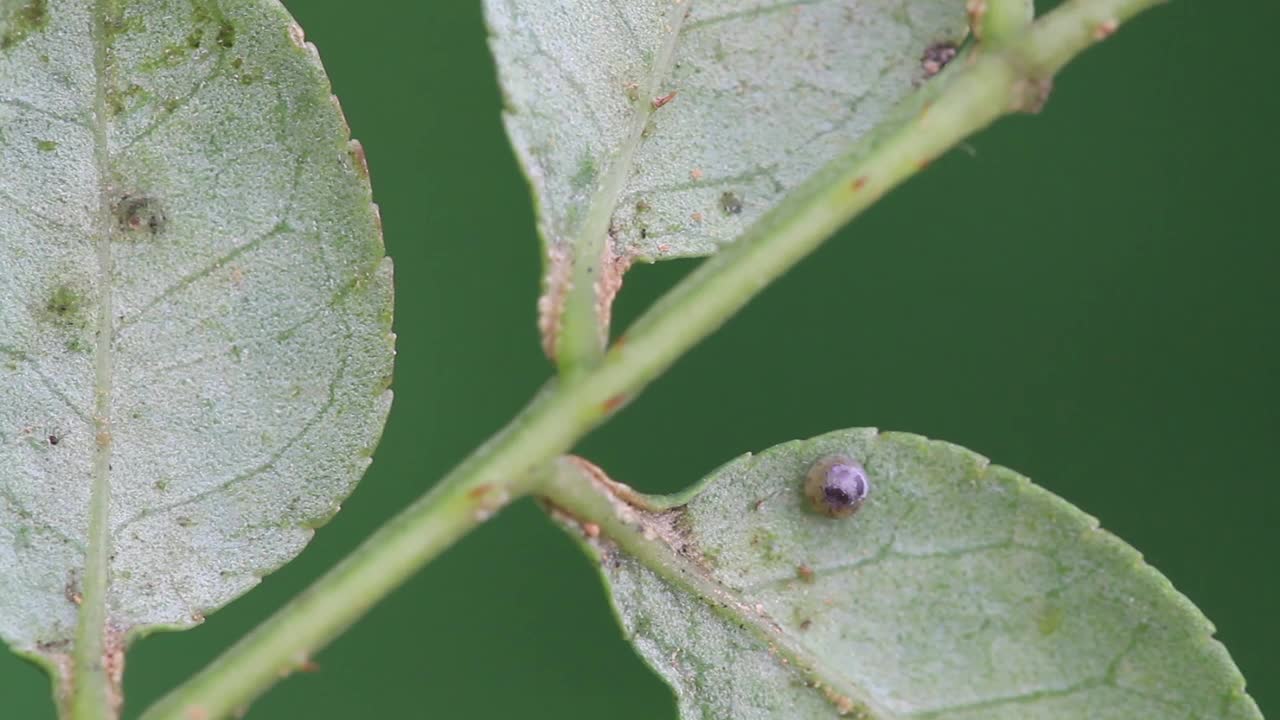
[64,571,82,605]
[921,42,958,79]
[651,91,677,110]
[348,139,370,180]
[115,194,166,236]
[593,232,634,348]
[965,0,988,38]
[797,564,815,583]
[564,456,715,572]
[565,456,656,512]
[104,625,126,717]
[689,168,703,181]
[818,681,856,716]
[287,21,305,48]
[184,706,210,720]
[537,244,573,359]
[601,394,628,414]
[36,642,72,715]
[850,176,868,192]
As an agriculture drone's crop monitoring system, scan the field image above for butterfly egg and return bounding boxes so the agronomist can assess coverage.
[805,455,870,518]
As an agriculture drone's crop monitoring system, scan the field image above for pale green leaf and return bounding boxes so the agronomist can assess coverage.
[0,0,392,689]
[568,430,1261,719]
[486,0,996,358]
[487,0,975,262]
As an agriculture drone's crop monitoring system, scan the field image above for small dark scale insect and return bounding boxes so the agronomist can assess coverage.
[804,454,870,518]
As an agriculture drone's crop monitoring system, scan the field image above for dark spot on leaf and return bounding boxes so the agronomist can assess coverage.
[64,571,81,606]
[115,194,166,236]
[176,516,194,528]
[0,0,48,50]
[921,42,959,79]
[103,12,142,42]
[719,191,743,215]
[47,434,59,445]
[105,82,145,116]
[216,21,235,48]
[43,284,86,329]
[348,140,370,180]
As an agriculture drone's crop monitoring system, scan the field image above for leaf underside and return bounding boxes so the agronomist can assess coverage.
[487,0,972,263]
[0,0,392,680]
[486,0,978,356]
[570,430,1262,719]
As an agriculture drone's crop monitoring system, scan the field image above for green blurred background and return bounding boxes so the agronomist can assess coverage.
[4,0,1277,717]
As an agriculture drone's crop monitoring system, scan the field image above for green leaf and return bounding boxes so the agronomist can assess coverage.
[0,0,392,705]
[485,0,977,358]
[556,430,1261,719]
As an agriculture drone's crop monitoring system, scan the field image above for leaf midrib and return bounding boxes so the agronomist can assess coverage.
[555,0,690,365]
[70,0,119,713]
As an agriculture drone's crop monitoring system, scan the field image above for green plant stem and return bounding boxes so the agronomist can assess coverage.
[139,1,1163,717]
